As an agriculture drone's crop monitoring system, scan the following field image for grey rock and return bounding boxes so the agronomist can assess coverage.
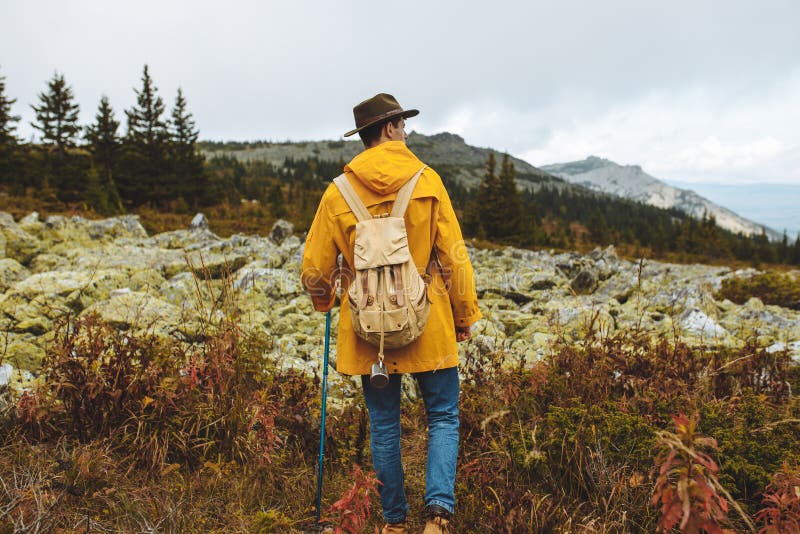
[2,335,45,370]
[0,363,12,386]
[545,301,616,338]
[492,309,538,336]
[0,258,29,291]
[270,219,294,244]
[281,240,305,272]
[0,213,43,264]
[87,215,148,240]
[149,228,221,250]
[166,250,248,279]
[189,213,209,231]
[83,291,183,335]
[471,334,499,355]
[25,214,147,252]
[64,243,184,274]
[571,269,598,295]
[19,212,40,227]
[680,308,728,339]
[0,269,135,333]
[44,214,69,229]
[11,269,131,301]
[766,341,800,362]
[159,272,214,312]
[29,253,70,273]
[234,264,301,297]
[719,304,800,340]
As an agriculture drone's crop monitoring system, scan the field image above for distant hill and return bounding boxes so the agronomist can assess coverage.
[542,156,782,240]
[193,134,797,265]
[200,135,780,241]
[201,132,565,192]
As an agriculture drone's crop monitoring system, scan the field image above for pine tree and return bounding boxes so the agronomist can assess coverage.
[30,72,80,153]
[120,65,169,205]
[84,166,111,214]
[0,68,21,185]
[755,228,777,264]
[170,88,198,151]
[168,87,206,204]
[792,234,800,265]
[0,69,19,147]
[85,96,123,213]
[126,65,168,149]
[30,72,88,199]
[268,181,287,218]
[778,231,789,263]
[588,208,610,244]
[465,152,501,238]
[86,96,120,169]
[496,153,524,241]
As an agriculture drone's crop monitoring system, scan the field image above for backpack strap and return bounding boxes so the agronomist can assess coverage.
[333,174,372,222]
[390,165,427,218]
[334,164,427,221]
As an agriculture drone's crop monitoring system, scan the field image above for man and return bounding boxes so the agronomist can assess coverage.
[301,93,481,533]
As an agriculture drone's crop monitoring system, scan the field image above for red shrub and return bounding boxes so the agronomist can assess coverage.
[323,464,381,534]
[755,463,800,534]
[652,413,731,533]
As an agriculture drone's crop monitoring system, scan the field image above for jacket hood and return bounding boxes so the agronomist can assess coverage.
[344,141,426,195]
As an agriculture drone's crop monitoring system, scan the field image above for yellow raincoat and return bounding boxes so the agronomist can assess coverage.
[301,141,482,375]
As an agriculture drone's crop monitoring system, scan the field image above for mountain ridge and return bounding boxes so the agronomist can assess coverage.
[542,156,781,240]
[201,131,565,192]
[200,133,777,240]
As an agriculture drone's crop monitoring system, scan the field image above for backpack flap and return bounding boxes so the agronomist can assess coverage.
[353,217,411,269]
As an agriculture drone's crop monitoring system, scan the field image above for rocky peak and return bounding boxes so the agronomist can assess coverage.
[420,131,466,145]
[542,157,781,240]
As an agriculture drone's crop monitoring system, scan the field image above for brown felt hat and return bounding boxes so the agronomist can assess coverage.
[343,93,419,137]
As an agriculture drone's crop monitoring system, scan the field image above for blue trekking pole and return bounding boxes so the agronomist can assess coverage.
[315,311,332,525]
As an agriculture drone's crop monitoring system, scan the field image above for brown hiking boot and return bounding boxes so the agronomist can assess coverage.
[422,505,452,534]
[380,521,408,534]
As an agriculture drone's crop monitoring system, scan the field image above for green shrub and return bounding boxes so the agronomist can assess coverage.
[454,331,798,531]
[716,271,800,310]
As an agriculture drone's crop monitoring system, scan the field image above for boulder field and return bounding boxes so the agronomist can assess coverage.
[1,212,797,394]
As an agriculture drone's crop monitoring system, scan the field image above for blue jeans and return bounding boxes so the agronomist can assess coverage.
[361,366,460,523]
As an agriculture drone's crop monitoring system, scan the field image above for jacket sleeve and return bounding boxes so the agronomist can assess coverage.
[301,191,339,312]
[433,185,482,328]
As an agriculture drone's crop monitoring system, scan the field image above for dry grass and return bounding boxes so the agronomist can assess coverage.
[2,324,799,532]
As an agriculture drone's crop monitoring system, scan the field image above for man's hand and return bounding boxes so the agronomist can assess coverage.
[456,326,471,342]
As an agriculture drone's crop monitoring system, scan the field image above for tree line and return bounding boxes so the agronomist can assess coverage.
[464,151,800,265]
[2,66,797,265]
[202,149,800,266]
[0,65,215,213]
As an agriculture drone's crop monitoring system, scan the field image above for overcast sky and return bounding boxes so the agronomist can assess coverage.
[2,0,799,186]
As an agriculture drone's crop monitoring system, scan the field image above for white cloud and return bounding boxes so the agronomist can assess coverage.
[506,72,800,185]
[672,136,786,172]
[2,0,799,186]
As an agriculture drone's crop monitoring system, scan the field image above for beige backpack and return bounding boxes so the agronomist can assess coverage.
[333,165,431,365]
